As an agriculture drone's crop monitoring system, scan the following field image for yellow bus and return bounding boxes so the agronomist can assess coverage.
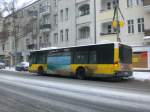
[29,43,132,79]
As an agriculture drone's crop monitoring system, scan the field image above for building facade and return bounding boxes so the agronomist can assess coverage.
[1,0,150,70]
[0,15,11,65]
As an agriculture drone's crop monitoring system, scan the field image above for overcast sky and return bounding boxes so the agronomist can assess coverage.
[2,0,37,16]
[17,0,37,8]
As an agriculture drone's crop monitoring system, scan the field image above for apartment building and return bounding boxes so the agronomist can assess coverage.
[38,0,51,48]
[75,0,96,45]
[0,16,5,61]
[96,0,150,70]
[134,0,150,70]
[2,0,40,65]
[51,0,76,47]
[0,15,11,65]
[1,0,150,70]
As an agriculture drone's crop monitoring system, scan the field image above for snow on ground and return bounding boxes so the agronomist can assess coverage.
[1,67,150,81]
[4,67,16,72]
[133,72,150,81]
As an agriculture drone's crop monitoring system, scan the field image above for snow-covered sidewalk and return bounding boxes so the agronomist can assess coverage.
[1,67,150,82]
[133,72,150,82]
[3,67,16,72]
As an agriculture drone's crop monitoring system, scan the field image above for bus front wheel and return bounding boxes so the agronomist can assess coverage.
[38,67,44,75]
[76,68,86,80]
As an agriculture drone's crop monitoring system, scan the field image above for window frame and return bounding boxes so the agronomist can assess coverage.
[78,4,90,16]
[128,19,134,34]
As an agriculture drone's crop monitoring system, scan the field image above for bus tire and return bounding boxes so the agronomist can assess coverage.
[38,66,44,75]
[76,67,86,80]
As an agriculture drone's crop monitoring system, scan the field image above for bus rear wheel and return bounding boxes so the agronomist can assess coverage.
[76,68,86,80]
[38,67,44,75]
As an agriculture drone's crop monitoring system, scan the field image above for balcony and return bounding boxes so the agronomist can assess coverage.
[30,15,38,20]
[39,6,51,16]
[76,0,86,3]
[144,29,150,39]
[39,42,51,48]
[144,0,150,12]
[40,24,51,32]
[76,15,91,24]
[99,33,118,42]
[27,44,37,50]
[97,9,114,22]
[27,10,38,20]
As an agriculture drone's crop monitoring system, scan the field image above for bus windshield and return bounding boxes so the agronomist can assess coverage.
[119,44,132,64]
[29,52,47,64]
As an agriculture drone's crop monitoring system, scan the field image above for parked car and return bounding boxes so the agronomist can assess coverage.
[0,61,5,69]
[15,62,29,71]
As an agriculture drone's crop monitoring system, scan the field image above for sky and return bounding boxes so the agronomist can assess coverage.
[1,0,37,16]
[16,0,37,8]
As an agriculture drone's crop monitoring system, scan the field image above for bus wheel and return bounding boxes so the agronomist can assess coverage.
[38,67,44,75]
[76,68,86,80]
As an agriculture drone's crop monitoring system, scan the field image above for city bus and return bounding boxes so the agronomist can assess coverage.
[29,43,132,79]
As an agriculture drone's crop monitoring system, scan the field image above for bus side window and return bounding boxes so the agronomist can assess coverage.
[32,53,37,64]
[98,44,114,64]
[89,51,97,64]
[36,53,47,64]
[74,52,88,64]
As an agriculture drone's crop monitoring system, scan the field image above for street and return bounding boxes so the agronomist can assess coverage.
[0,70,150,112]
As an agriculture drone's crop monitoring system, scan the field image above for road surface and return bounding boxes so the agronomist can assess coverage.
[0,70,150,112]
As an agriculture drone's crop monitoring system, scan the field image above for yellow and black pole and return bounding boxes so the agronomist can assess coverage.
[112,0,125,42]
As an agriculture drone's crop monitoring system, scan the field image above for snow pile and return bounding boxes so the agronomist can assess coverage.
[2,67,16,72]
[133,72,150,81]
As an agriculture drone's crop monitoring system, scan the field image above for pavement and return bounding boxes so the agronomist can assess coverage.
[0,71,150,112]
[2,67,150,82]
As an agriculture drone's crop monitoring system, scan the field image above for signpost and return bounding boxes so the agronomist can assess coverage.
[112,0,125,42]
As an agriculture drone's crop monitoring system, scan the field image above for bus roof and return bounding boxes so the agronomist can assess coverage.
[30,42,122,53]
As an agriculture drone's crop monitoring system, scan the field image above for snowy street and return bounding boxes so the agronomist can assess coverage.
[3,67,150,82]
[0,70,150,112]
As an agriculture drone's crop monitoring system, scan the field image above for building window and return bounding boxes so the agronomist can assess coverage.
[65,29,69,41]
[137,18,144,33]
[79,26,90,39]
[127,0,143,7]
[113,1,117,8]
[54,0,57,7]
[43,15,50,24]
[136,0,143,6]
[60,10,63,21]
[65,8,69,20]
[26,39,30,49]
[108,25,112,33]
[107,2,111,10]
[39,37,43,48]
[54,33,58,44]
[128,19,134,34]
[2,44,5,51]
[54,14,58,25]
[127,0,133,7]
[43,33,49,47]
[104,1,118,10]
[79,4,90,16]
[60,30,63,42]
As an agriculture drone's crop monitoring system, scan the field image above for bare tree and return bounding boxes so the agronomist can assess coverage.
[0,0,18,65]
[0,0,18,16]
